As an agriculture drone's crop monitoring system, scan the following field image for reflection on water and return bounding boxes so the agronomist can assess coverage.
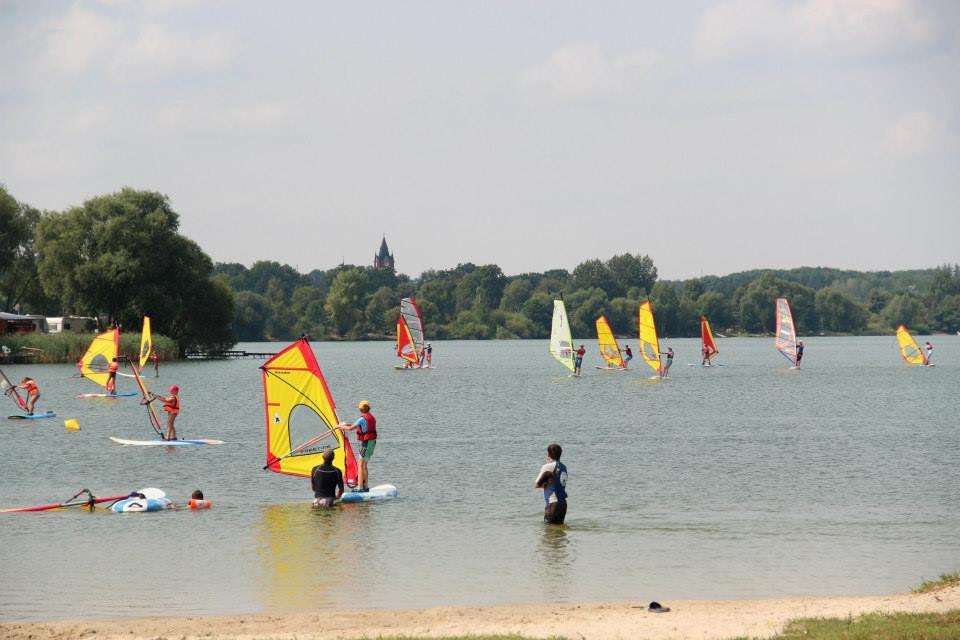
[535,524,573,598]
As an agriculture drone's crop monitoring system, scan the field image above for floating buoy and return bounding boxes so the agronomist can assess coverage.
[65,419,80,431]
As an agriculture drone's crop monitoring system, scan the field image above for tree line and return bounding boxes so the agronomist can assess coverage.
[3,184,958,347]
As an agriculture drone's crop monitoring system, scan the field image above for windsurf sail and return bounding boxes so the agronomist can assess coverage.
[261,339,358,484]
[775,298,798,366]
[550,300,575,372]
[77,328,119,389]
[595,315,624,368]
[896,324,925,365]
[138,316,152,372]
[638,301,662,375]
[701,316,719,361]
[0,367,27,411]
[397,297,425,365]
[128,355,164,438]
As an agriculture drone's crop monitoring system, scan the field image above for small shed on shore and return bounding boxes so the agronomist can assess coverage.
[0,312,47,335]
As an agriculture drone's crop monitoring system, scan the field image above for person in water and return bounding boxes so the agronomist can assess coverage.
[534,443,568,525]
[189,489,212,510]
[311,449,344,507]
[574,345,586,376]
[17,377,40,414]
[425,342,433,368]
[151,385,180,440]
[341,400,377,492]
[622,345,633,369]
[924,341,933,365]
[796,341,804,368]
[661,347,674,377]
[106,357,119,394]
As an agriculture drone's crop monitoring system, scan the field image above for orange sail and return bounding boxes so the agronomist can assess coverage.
[397,317,418,365]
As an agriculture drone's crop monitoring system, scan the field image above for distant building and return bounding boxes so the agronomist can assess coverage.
[0,312,46,335]
[47,316,98,334]
[374,236,395,270]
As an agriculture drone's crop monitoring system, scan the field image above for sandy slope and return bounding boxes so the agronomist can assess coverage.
[2,584,957,640]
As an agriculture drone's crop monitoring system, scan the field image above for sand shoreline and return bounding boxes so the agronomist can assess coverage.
[3,584,957,640]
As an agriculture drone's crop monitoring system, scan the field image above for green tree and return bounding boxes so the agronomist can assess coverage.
[814,288,867,332]
[697,292,733,331]
[568,287,608,338]
[571,259,615,293]
[324,268,369,336]
[882,293,929,332]
[606,253,657,297]
[499,278,534,312]
[233,291,271,341]
[934,294,960,332]
[290,286,328,339]
[521,292,554,336]
[650,282,680,336]
[456,265,506,317]
[866,288,893,314]
[0,191,49,313]
[36,189,234,351]
[365,286,398,334]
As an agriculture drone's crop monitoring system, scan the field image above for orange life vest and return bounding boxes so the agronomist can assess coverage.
[163,395,180,414]
[24,380,39,396]
[188,498,212,510]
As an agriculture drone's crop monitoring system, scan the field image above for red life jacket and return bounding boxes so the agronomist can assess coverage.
[357,412,377,441]
[24,380,39,396]
[109,362,119,373]
[163,395,180,415]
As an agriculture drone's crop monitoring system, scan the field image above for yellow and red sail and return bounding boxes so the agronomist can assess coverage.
[261,339,358,483]
[896,325,925,365]
[595,315,624,368]
[77,328,119,389]
[638,301,662,375]
[701,316,718,359]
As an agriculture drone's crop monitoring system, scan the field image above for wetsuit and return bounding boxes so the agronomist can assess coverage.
[536,461,568,524]
[311,462,344,507]
[796,343,804,366]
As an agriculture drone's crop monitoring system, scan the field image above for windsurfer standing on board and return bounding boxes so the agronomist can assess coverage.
[661,347,674,377]
[340,400,377,492]
[574,345,586,376]
[16,377,41,415]
[622,345,632,369]
[106,357,119,394]
[924,341,933,365]
[148,385,180,440]
[796,341,804,368]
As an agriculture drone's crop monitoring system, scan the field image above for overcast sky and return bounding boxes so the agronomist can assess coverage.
[1,1,958,280]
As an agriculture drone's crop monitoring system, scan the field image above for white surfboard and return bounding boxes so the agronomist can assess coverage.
[109,436,224,446]
[339,484,398,503]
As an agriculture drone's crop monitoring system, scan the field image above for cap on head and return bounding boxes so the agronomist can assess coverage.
[169,385,179,393]
[358,400,370,412]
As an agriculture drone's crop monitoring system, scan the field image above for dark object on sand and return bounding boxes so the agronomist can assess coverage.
[648,601,670,613]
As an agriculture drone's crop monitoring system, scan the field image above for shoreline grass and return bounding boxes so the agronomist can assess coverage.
[0,332,179,364]
[914,572,960,594]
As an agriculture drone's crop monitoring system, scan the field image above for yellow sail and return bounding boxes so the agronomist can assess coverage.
[138,316,152,371]
[261,339,357,482]
[77,328,119,389]
[896,325,925,365]
[638,301,661,375]
[595,316,623,368]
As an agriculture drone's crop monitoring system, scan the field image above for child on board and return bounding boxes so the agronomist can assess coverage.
[574,345,586,376]
[622,345,633,368]
[341,400,377,492]
[106,358,119,394]
[310,449,344,507]
[425,342,433,368]
[702,344,712,366]
[17,377,40,414]
[924,341,933,365]
[661,347,674,377]
[151,352,159,377]
[150,385,180,440]
[534,443,568,525]
[796,341,804,368]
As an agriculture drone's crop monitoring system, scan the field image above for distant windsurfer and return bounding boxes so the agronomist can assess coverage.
[924,341,933,365]
[702,344,713,366]
[425,342,433,368]
[151,351,159,377]
[796,341,804,368]
[311,449,344,507]
[534,443,568,525]
[341,400,377,492]
[622,345,633,369]
[149,385,180,440]
[574,345,586,376]
[661,347,674,377]
[17,377,40,414]
[106,358,119,394]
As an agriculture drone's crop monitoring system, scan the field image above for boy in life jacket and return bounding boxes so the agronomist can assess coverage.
[151,385,181,440]
[106,358,119,394]
[17,377,41,414]
[341,399,377,492]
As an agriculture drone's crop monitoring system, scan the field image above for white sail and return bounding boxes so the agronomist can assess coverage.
[550,300,575,372]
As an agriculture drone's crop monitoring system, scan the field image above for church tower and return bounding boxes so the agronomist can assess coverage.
[374,236,395,270]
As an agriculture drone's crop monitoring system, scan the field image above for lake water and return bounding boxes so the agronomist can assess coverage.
[1,337,958,621]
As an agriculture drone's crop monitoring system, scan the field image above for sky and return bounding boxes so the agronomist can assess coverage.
[1,0,958,280]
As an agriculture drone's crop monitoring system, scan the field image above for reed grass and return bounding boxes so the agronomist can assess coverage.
[0,332,179,363]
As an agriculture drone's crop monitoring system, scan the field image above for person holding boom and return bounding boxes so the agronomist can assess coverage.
[340,399,377,492]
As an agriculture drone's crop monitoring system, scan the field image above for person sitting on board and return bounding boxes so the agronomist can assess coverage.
[534,443,568,525]
[796,341,804,368]
[17,377,40,414]
[425,342,433,367]
[106,358,119,394]
[574,345,586,376]
[188,489,212,510]
[310,449,344,507]
[924,341,933,365]
[661,347,674,377]
[622,345,633,369]
[150,385,180,440]
[340,400,377,492]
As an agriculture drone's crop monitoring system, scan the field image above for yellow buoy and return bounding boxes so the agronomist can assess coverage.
[65,419,80,431]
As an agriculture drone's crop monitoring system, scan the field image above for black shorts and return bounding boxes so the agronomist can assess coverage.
[544,500,567,525]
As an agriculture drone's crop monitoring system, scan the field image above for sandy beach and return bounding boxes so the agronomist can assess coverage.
[3,583,957,640]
